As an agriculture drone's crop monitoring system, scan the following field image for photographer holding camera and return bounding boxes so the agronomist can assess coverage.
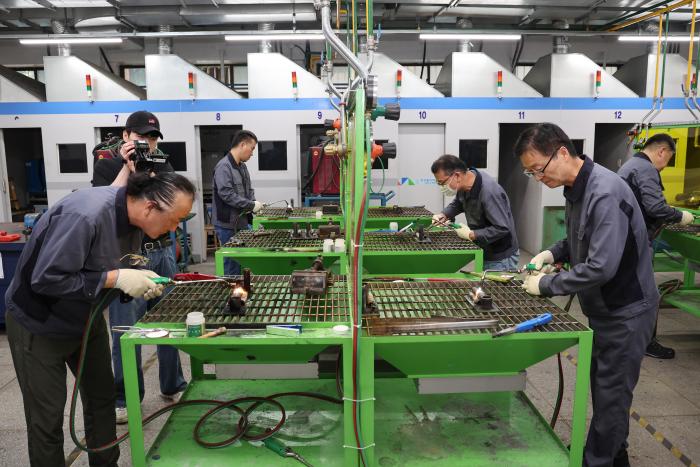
[92,111,187,424]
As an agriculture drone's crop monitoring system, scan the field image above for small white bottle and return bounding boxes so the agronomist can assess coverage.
[334,238,346,252]
[323,239,334,252]
[186,312,205,337]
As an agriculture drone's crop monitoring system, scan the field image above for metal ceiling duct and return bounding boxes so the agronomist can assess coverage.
[158,25,172,55]
[50,19,70,56]
[259,23,273,54]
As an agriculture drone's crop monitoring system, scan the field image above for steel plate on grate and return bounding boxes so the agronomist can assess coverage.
[364,231,479,251]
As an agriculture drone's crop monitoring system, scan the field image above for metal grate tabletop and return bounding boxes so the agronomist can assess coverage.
[142,276,586,336]
[363,280,587,336]
[366,206,433,218]
[364,231,479,251]
[258,207,334,218]
[142,275,350,325]
[222,229,327,249]
[664,224,700,234]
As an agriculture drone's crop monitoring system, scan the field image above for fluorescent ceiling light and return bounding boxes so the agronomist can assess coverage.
[419,33,521,41]
[619,36,698,42]
[222,13,317,22]
[19,38,123,45]
[225,33,325,42]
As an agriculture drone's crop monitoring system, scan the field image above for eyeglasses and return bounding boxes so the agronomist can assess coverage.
[523,147,561,178]
[436,172,460,186]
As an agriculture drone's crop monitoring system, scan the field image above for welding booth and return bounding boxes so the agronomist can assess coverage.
[2,24,700,466]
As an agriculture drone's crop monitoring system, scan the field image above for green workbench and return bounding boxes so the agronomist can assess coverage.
[253,206,434,231]
[215,229,483,275]
[122,275,592,467]
[658,217,700,318]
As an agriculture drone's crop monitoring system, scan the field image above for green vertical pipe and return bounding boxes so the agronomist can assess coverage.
[569,331,593,467]
[122,338,147,467]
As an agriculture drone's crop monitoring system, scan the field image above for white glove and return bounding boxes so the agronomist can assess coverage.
[530,250,554,271]
[115,269,162,298]
[455,222,472,241]
[680,210,695,226]
[432,213,448,226]
[521,273,545,296]
[253,201,263,213]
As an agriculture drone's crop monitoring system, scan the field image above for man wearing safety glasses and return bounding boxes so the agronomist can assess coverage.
[430,154,519,271]
[514,123,657,467]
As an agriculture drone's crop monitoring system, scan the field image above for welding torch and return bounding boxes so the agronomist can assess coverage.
[262,437,313,467]
[149,273,229,286]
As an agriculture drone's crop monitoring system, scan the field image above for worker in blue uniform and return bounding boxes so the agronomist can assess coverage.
[5,172,195,466]
[430,154,519,271]
[212,130,264,275]
[515,123,657,467]
[618,133,695,359]
[92,111,187,424]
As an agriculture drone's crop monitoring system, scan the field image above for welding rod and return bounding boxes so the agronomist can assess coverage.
[366,317,498,335]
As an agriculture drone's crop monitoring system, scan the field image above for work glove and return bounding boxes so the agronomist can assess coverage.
[680,210,695,226]
[115,269,163,299]
[455,222,472,241]
[253,201,264,213]
[530,250,554,271]
[521,273,545,296]
[432,213,448,226]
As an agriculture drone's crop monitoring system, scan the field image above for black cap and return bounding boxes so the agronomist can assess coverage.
[125,111,163,139]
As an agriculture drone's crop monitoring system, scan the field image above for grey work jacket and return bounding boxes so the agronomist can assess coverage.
[442,169,519,261]
[5,186,143,338]
[539,156,659,319]
[617,152,682,241]
[212,152,256,230]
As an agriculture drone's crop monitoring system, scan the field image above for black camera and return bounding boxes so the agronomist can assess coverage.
[131,140,169,173]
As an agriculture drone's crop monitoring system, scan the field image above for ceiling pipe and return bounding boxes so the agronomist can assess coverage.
[258,23,273,53]
[552,19,570,54]
[158,25,172,54]
[50,19,70,56]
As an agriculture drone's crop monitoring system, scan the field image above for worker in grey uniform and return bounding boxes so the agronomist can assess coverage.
[618,133,695,359]
[212,129,264,275]
[515,123,657,467]
[5,171,195,466]
[431,154,519,270]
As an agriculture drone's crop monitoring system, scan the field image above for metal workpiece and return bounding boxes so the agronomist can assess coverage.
[142,275,351,325]
[364,230,479,251]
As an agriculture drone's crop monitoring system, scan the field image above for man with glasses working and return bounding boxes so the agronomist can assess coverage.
[514,123,657,467]
[430,154,519,271]
[618,133,695,360]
